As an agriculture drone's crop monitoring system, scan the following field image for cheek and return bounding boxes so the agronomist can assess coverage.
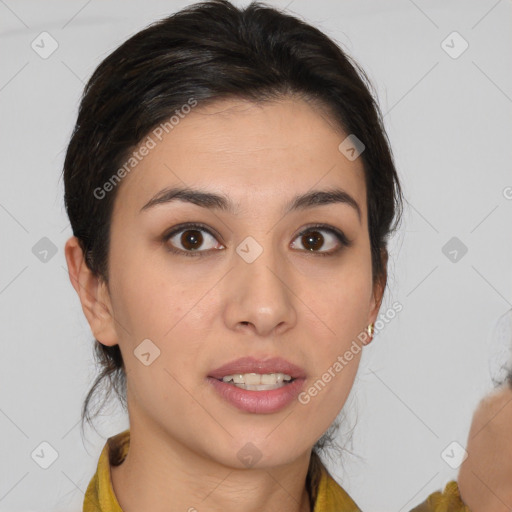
[125,353,205,438]
[306,262,373,344]
[297,259,371,415]
[296,348,361,442]
[109,243,200,341]
[112,271,212,395]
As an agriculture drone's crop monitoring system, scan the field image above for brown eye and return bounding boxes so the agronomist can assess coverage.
[301,230,324,251]
[164,224,224,257]
[179,229,204,251]
[290,225,350,256]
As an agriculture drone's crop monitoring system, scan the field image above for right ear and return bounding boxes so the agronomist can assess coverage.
[64,236,118,347]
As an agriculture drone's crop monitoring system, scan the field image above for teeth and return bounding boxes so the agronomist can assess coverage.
[221,372,293,388]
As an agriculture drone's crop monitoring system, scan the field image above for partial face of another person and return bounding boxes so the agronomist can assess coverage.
[458,384,512,512]
[76,96,384,468]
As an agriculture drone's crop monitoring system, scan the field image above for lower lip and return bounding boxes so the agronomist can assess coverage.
[207,377,306,414]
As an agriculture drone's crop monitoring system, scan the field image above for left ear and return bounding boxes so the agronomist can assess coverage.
[367,248,388,326]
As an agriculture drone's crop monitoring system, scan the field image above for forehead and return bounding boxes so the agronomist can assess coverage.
[112,96,367,221]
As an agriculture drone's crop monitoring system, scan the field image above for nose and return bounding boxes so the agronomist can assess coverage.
[222,241,297,338]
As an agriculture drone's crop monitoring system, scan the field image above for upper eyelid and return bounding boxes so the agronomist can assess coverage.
[164,222,223,242]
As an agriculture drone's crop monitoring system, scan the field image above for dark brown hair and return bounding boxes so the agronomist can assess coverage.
[63,0,403,497]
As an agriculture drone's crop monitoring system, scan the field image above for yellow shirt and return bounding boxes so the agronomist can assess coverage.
[83,429,469,511]
[409,481,471,512]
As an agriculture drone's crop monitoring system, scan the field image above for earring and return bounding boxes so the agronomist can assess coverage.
[363,323,374,345]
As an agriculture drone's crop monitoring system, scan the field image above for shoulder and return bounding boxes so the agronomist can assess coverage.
[409,480,471,512]
[83,429,130,512]
[313,462,362,512]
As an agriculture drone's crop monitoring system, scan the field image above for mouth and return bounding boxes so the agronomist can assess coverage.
[215,372,296,391]
[208,357,306,385]
[207,356,306,391]
[206,356,307,413]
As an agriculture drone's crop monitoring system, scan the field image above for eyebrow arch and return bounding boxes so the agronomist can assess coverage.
[140,186,361,223]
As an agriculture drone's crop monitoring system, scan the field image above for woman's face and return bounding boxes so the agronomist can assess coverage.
[87,97,384,468]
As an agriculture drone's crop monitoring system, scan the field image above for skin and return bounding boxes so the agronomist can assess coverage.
[458,384,512,511]
[65,96,386,512]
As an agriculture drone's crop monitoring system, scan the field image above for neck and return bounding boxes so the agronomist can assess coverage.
[110,420,313,512]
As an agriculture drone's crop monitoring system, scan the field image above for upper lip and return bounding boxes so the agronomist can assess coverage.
[208,356,306,380]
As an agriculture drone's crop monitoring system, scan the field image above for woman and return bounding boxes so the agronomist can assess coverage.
[62,1,466,510]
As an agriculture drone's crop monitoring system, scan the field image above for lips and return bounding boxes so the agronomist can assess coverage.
[208,356,306,380]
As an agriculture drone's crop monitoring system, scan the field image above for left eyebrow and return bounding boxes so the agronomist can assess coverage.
[140,185,361,223]
[287,188,361,223]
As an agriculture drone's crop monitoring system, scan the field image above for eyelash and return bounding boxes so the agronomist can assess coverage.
[161,222,352,258]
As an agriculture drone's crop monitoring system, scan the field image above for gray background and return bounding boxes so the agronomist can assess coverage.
[1,0,511,510]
